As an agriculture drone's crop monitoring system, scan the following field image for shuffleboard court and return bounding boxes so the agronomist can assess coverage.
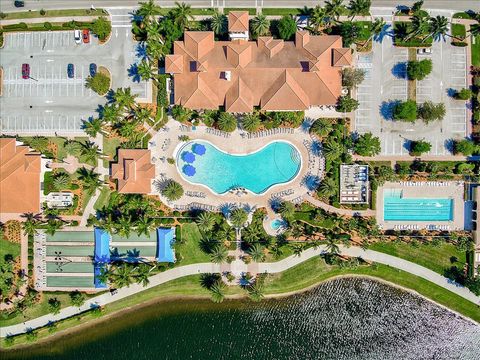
[47,245,93,257]
[46,262,94,273]
[111,232,156,242]
[46,276,94,288]
[47,231,94,242]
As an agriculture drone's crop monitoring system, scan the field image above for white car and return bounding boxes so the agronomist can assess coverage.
[74,30,82,44]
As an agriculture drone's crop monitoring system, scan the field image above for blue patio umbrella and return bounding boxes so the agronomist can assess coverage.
[192,143,206,155]
[182,151,196,163]
[183,164,196,176]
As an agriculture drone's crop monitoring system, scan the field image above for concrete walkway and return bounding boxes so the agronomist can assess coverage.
[2,245,480,337]
[0,15,101,26]
[304,194,376,217]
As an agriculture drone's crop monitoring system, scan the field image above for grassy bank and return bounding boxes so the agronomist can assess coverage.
[368,241,465,275]
[0,9,106,20]
[3,255,479,348]
[472,35,480,67]
[0,238,20,260]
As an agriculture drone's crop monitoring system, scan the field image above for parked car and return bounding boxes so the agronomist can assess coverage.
[89,63,97,77]
[14,1,25,8]
[67,63,74,78]
[21,63,30,79]
[73,29,81,44]
[417,48,432,55]
[82,29,90,44]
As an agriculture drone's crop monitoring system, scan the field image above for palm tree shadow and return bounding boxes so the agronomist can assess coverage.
[199,238,217,254]
[374,24,393,42]
[128,63,141,83]
[136,42,148,60]
[199,273,221,290]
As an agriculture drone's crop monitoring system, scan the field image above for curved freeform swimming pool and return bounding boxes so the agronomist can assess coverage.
[176,140,301,194]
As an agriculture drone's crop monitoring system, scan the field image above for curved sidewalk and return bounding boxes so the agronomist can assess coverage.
[2,246,480,337]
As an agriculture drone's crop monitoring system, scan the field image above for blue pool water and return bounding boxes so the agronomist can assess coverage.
[176,140,301,194]
[384,191,453,221]
[271,219,284,230]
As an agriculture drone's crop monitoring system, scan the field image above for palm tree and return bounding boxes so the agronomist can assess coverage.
[247,281,264,302]
[137,0,161,19]
[53,173,69,191]
[424,15,448,42]
[217,112,237,132]
[171,105,192,123]
[325,0,344,21]
[322,139,343,161]
[242,224,261,243]
[135,264,151,287]
[101,104,121,124]
[407,14,429,41]
[248,243,265,262]
[196,211,216,233]
[136,216,153,237]
[210,244,228,264]
[347,0,371,19]
[133,106,154,124]
[309,5,328,33]
[210,280,226,303]
[28,136,49,153]
[64,139,80,156]
[278,201,295,221]
[117,215,132,238]
[325,234,340,255]
[469,23,480,39]
[242,113,261,132]
[77,167,103,193]
[146,40,165,60]
[113,264,134,288]
[46,219,63,236]
[114,87,137,110]
[290,243,304,257]
[161,180,184,201]
[217,223,236,242]
[21,214,38,236]
[82,117,104,137]
[210,10,227,35]
[81,141,103,164]
[251,14,270,37]
[137,59,156,81]
[171,1,193,29]
[230,208,248,228]
[310,118,333,138]
[367,17,386,43]
[318,177,337,198]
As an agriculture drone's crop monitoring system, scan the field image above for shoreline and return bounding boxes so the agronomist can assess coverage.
[3,273,479,351]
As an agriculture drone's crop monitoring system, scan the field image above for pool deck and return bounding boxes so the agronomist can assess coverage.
[376,181,465,231]
[149,119,323,212]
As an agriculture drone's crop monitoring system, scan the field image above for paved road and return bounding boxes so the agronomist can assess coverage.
[0,1,478,12]
[2,245,479,337]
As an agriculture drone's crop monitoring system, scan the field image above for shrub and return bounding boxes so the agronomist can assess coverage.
[336,95,359,112]
[341,68,366,88]
[418,101,445,123]
[454,139,478,156]
[410,140,431,156]
[44,22,53,30]
[277,15,297,40]
[393,100,417,122]
[85,72,110,95]
[406,59,432,80]
[91,17,111,41]
[451,41,468,47]
[0,12,6,19]
[40,9,46,16]
[455,88,473,100]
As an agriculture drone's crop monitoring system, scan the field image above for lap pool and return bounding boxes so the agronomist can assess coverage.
[383,190,453,221]
[176,140,301,194]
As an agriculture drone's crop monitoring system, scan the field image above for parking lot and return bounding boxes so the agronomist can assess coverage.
[354,29,468,157]
[0,24,150,135]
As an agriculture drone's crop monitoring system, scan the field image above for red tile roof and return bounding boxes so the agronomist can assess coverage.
[111,149,155,194]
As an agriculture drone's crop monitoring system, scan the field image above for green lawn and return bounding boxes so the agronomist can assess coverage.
[1,8,106,20]
[261,8,302,16]
[453,12,476,19]
[293,211,336,229]
[472,35,480,67]
[0,238,20,261]
[368,241,465,275]
[451,24,466,39]
[224,8,257,15]
[93,186,111,211]
[175,223,210,265]
[354,21,372,42]
[102,137,122,167]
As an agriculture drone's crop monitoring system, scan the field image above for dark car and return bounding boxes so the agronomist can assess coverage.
[21,63,30,79]
[67,63,74,78]
[14,1,25,8]
[82,29,90,44]
[89,63,97,77]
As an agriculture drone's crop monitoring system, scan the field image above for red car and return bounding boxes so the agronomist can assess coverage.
[22,63,30,79]
[82,29,90,44]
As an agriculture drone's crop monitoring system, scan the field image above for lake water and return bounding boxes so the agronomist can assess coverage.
[4,277,480,360]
